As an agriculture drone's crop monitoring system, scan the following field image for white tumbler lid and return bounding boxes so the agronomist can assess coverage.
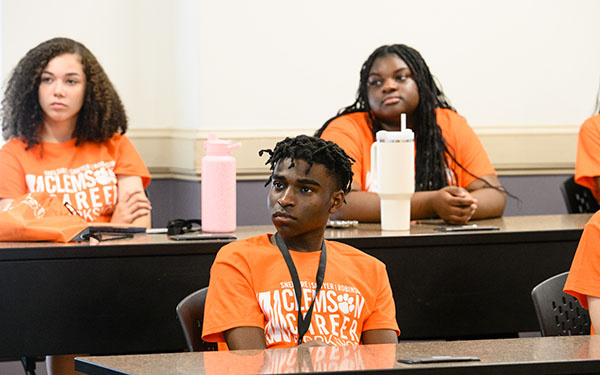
[376,129,414,142]
[375,113,414,142]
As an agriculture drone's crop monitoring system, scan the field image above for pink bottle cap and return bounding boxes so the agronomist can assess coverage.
[204,133,242,155]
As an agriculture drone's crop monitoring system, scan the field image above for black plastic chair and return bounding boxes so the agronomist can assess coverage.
[175,287,217,351]
[531,271,590,336]
[20,356,37,375]
[560,176,600,213]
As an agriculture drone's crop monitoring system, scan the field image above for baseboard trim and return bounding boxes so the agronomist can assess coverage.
[127,125,579,180]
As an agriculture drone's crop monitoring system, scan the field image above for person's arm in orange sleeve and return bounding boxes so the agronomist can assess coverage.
[589,297,600,334]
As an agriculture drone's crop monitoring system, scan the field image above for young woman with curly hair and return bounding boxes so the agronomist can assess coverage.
[316,44,506,224]
[0,37,151,223]
[0,37,152,373]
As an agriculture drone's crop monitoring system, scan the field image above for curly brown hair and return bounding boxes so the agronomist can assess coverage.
[1,37,127,148]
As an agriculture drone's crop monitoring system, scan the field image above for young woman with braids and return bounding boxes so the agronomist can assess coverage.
[0,37,151,375]
[316,44,506,225]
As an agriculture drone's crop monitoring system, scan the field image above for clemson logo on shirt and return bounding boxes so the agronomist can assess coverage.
[337,293,355,315]
[94,167,114,185]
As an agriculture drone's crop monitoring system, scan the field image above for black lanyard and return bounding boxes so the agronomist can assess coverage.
[274,232,327,345]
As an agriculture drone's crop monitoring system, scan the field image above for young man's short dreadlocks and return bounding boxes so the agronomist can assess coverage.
[259,135,354,194]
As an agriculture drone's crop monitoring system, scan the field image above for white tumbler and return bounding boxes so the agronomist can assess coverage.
[370,120,414,231]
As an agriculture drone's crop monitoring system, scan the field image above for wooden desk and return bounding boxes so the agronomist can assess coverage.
[0,214,590,358]
[75,336,600,374]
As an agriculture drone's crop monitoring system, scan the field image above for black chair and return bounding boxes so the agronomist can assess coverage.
[20,356,37,375]
[531,271,591,336]
[175,287,217,351]
[560,176,600,213]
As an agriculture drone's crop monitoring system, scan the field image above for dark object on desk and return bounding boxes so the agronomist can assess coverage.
[531,271,590,336]
[560,176,600,213]
[87,225,146,233]
[435,224,500,232]
[398,355,480,364]
[176,287,217,351]
[72,225,145,242]
[167,219,202,235]
[169,233,236,241]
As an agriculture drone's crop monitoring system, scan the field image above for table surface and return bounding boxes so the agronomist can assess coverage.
[0,213,591,257]
[0,213,592,358]
[75,335,600,375]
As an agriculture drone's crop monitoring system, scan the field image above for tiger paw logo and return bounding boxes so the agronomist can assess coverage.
[94,168,113,185]
[337,293,355,314]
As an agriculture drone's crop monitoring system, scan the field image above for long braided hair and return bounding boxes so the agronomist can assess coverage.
[316,44,470,192]
[259,135,354,194]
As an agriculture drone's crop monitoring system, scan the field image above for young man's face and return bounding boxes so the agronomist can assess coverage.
[268,158,343,240]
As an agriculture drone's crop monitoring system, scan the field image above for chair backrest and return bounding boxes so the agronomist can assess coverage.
[176,287,217,351]
[560,176,600,213]
[531,271,591,336]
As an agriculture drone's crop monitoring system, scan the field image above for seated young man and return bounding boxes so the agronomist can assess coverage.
[202,135,400,349]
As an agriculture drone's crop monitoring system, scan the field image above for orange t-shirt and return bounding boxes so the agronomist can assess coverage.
[202,234,400,348]
[564,210,600,310]
[0,133,150,222]
[320,108,497,191]
[575,114,600,201]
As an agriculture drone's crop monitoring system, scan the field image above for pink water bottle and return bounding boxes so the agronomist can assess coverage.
[201,133,241,232]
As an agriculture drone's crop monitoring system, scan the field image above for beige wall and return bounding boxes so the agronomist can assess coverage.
[2,0,599,177]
